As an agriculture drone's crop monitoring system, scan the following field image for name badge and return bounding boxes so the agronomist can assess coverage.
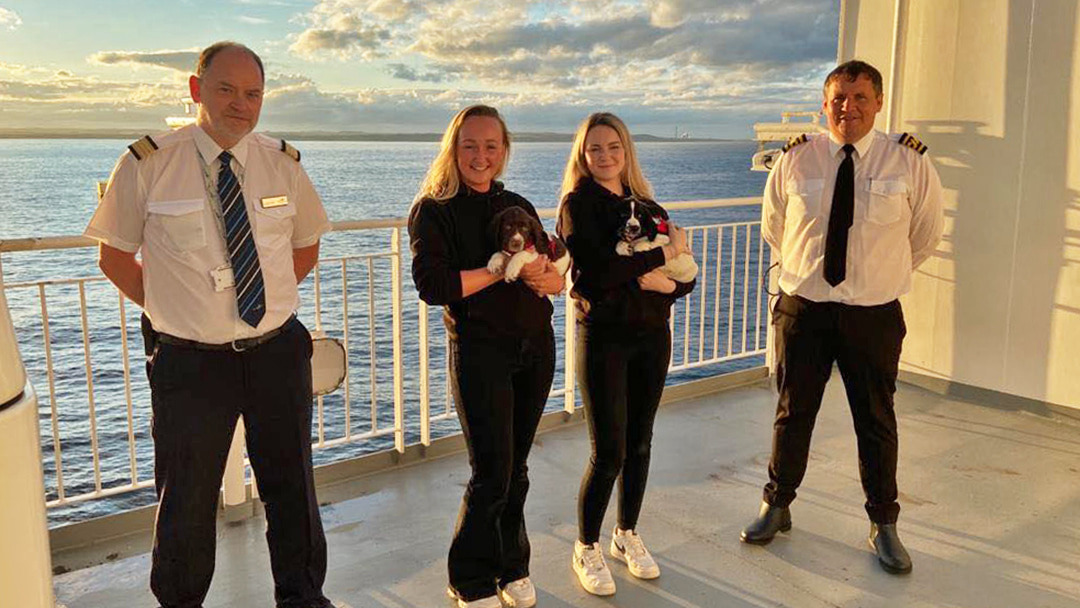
[210,264,235,292]
[260,195,289,208]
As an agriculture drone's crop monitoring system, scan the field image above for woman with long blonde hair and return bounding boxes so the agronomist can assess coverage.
[408,105,564,608]
[557,112,695,596]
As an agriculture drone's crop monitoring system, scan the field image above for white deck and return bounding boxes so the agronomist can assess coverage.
[52,374,1080,607]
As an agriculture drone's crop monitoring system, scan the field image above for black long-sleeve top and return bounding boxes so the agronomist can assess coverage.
[558,177,695,329]
[408,182,553,340]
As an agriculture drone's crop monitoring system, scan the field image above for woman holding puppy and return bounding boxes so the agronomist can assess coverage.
[557,112,695,596]
[408,105,564,608]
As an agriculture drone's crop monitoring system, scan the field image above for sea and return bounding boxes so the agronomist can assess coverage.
[0,139,770,525]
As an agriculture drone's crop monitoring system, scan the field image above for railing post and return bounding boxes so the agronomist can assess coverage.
[419,300,430,446]
[563,287,575,414]
[765,245,778,377]
[222,419,252,522]
[391,228,405,453]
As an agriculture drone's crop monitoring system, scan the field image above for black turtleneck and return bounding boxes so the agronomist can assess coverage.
[408,182,554,340]
[558,177,695,329]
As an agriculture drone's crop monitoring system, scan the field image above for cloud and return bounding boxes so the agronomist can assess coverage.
[89,49,201,73]
[289,0,837,98]
[238,15,271,24]
[385,62,454,83]
[289,8,392,59]
[0,6,20,29]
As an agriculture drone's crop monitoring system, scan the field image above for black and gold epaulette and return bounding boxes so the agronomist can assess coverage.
[897,132,928,155]
[127,135,159,161]
[281,140,301,162]
[781,133,809,153]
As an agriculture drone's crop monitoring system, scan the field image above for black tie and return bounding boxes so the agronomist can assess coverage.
[824,144,855,286]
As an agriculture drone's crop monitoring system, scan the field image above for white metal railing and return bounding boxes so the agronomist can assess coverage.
[0,198,770,516]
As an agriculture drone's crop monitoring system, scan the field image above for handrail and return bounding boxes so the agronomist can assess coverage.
[0,197,764,253]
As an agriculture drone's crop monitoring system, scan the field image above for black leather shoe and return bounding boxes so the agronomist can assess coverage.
[869,523,912,574]
[740,501,791,544]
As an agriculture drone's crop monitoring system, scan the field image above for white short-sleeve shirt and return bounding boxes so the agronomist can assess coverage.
[85,124,331,343]
[761,130,945,306]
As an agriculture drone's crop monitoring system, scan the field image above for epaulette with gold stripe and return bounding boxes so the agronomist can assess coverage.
[781,133,809,153]
[897,132,928,155]
[281,140,300,162]
[127,135,158,161]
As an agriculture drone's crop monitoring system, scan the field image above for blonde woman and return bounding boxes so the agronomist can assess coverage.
[556,112,694,596]
[408,105,564,608]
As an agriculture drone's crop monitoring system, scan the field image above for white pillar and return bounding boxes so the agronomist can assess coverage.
[0,259,56,607]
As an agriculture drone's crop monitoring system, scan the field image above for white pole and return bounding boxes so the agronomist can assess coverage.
[886,0,908,133]
[221,419,251,521]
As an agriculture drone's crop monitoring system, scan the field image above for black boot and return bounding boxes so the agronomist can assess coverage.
[869,523,912,574]
[740,501,791,545]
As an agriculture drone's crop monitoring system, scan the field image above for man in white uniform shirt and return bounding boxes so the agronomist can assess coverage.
[85,42,335,607]
[739,60,944,574]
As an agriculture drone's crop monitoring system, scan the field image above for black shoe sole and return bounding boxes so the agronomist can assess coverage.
[740,522,791,545]
[878,559,913,575]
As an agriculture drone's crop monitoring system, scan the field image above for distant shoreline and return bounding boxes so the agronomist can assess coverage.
[0,129,740,143]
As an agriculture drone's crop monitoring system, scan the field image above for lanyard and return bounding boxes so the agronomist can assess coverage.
[195,147,246,242]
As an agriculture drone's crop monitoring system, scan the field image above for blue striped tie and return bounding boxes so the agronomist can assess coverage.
[218,150,265,328]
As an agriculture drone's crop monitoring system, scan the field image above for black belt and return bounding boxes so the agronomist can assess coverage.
[155,316,297,352]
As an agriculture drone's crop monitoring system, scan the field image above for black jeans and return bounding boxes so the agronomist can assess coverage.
[146,320,330,608]
[576,323,671,544]
[447,329,555,601]
[764,293,906,524]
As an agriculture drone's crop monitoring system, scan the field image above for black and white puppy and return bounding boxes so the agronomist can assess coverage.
[487,206,571,282]
[615,196,699,283]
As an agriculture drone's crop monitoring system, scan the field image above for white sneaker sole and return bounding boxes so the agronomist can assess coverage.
[572,556,616,596]
[499,587,537,608]
[610,541,661,580]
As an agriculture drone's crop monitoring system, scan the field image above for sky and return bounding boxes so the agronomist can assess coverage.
[0,0,839,138]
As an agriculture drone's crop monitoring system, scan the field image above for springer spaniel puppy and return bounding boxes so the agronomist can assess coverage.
[487,206,571,282]
[615,196,699,283]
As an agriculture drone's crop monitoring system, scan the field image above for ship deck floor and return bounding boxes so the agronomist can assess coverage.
[53,373,1080,607]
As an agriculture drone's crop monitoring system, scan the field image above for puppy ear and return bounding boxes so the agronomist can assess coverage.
[488,209,505,247]
[530,217,546,249]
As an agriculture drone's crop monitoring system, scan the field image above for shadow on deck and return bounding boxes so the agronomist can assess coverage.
[52,372,1080,607]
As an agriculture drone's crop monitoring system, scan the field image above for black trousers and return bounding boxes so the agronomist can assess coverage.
[764,293,906,524]
[447,329,555,601]
[577,323,671,544]
[146,319,329,608]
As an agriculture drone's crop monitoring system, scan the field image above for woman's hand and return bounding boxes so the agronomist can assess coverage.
[663,223,691,261]
[521,255,566,296]
[638,269,676,294]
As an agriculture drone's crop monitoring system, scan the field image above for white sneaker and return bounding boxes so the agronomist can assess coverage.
[610,527,661,579]
[499,576,537,608]
[572,540,616,596]
[446,586,502,608]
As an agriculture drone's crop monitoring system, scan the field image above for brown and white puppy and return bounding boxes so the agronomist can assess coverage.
[487,206,571,282]
[615,197,698,283]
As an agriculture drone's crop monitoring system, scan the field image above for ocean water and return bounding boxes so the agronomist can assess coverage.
[0,139,770,524]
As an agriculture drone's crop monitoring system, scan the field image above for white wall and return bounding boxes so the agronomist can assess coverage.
[841,0,1080,409]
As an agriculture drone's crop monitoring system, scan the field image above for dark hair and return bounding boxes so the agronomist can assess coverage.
[824,60,883,98]
[195,41,265,82]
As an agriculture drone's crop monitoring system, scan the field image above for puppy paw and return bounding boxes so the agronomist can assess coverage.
[615,241,633,256]
[487,252,508,275]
